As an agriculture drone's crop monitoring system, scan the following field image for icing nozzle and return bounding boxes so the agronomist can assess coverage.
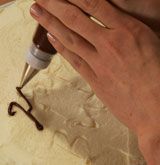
[20,63,39,88]
[20,25,57,88]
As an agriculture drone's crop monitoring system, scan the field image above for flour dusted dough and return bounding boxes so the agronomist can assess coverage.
[0,0,145,165]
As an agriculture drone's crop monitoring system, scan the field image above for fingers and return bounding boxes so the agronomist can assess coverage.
[36,0,126,29]
[47,33,97,84]
[67,0,125,28]
[30,3,98,68]
[36,0,106,45]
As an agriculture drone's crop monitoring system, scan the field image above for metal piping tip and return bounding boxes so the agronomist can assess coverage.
[20,63,39,88]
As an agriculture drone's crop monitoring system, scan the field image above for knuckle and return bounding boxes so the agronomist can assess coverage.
[65,33,87,53]
[72,56,83,69]
[123,18,143,37]
[121,27,137,43]
[82,0,101,14]
[57,44,65,54]
[43,13,53,30]
[71,34,83,48]
[97,30,110,48]
[63,6,80,27]
[62,31,75,47]
[37,0,49,7]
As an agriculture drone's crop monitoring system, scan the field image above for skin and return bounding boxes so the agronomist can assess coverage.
[110,0,160,34]
[30,0,160,164]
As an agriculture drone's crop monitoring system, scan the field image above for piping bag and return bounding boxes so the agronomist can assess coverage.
[0,1,57,88]
[20,24,57,88]
[20,17,105,88]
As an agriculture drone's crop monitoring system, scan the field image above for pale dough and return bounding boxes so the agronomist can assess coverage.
[0,0,146,165]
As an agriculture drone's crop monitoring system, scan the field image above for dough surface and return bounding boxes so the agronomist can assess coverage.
[0,0,146,164]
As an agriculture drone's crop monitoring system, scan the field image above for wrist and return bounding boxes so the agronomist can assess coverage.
[138,127,160,165]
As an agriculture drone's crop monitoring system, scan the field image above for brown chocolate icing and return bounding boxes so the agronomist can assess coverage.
[8,87,44,131]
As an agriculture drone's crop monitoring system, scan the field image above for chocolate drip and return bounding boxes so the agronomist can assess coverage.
[8,87,43,131]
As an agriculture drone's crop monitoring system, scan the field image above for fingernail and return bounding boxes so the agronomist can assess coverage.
[47,33,56,43]
[30,4,43,17]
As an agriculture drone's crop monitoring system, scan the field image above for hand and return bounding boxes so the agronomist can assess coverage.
[30,0,160,164]
[110,0,160,35]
